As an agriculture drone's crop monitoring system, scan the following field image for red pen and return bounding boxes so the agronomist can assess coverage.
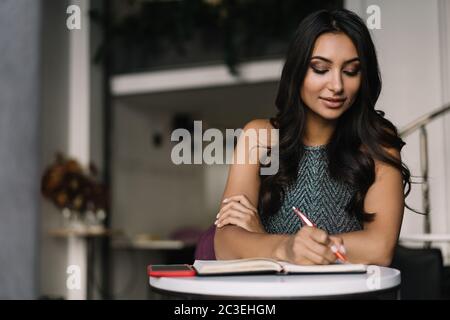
[292,206,348,263]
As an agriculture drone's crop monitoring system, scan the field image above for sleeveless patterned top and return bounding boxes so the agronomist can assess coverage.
[260,144,363,235]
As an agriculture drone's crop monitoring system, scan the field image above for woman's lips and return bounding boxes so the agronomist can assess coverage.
[319,97,346,108]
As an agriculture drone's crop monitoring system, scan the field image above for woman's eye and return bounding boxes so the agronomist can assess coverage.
[311,66,328,74]
[343,69,360,76]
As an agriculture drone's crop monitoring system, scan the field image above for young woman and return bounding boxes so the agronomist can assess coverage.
[212,9,411,266]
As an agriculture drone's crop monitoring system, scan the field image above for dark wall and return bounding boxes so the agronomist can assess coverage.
[0,0,41,299]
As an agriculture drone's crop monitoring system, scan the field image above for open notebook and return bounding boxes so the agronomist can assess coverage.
[193,258,367,276]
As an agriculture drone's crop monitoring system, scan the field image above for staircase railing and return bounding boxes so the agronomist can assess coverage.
[399,103,450,248]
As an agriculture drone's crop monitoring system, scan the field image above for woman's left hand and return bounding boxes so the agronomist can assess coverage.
[215,194,265,233]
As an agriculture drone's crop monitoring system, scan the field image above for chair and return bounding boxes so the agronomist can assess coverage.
[194,224,216,260]
[390,244,444,299]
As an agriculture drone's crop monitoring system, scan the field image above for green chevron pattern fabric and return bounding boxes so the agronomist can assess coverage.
[261,144,363,235]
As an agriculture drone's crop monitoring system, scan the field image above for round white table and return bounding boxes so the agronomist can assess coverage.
[149,266,401,299]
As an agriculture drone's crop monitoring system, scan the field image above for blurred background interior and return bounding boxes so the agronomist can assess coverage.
[1,0,450,299]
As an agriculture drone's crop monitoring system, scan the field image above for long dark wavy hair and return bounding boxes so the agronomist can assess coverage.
[259,9,412,223]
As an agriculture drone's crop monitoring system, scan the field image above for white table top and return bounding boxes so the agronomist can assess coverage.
[149,266,400,298]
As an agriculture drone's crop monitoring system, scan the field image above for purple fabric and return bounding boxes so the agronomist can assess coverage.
[194,224,216,260]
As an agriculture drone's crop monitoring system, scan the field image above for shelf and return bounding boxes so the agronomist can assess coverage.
[112,239,196,250]
[49,227,120,238]
[111,59,283,96]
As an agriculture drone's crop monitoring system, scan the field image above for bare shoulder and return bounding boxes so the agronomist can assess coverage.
[242,119,276,149]
[376,146,401,177]
[359,143,402,178]
[243,118,274,131]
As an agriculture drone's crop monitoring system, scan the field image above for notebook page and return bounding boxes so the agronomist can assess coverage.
[278,262,367,273]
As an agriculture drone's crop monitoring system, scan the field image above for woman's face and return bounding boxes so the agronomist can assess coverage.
[300,32,361,121]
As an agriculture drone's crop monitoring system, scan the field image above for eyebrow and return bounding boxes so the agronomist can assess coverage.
[310,56,360,65]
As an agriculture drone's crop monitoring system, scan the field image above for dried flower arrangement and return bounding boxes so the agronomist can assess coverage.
[41,153,108,223]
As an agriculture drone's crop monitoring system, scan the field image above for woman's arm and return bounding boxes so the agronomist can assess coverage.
[338,147,405,266]
[214,119,340,264]
[215,225,290,260]
[214,119,276,259]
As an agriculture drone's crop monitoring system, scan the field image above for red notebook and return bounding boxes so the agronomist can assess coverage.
[148,264,196,277]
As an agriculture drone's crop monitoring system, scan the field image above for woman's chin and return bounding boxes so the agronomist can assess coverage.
[315,108,345,121]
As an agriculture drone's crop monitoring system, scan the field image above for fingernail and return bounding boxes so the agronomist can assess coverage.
[214,220,218,225]
[331,245,338,253]
[216,213,220,218]
[339,245,346,254]
[223,198,229,203]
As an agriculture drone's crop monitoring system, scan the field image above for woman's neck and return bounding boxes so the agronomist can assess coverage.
[303,110,337,146]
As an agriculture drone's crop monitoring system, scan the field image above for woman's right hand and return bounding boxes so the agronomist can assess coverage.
[278,226,344,265]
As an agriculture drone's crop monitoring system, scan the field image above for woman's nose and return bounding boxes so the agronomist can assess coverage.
[327,71,344,94]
